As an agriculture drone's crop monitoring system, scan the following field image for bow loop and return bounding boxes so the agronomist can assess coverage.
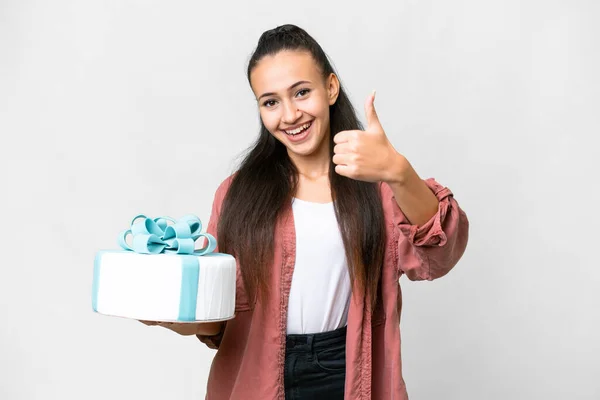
[118,214,216,255]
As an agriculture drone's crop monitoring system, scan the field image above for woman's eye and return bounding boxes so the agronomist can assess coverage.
[296,88,310,97]
[262,89,309,107]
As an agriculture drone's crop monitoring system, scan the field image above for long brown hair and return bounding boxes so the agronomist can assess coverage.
[217,24,386,311]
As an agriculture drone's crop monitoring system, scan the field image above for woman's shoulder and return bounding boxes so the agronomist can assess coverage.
[214,171,240,198]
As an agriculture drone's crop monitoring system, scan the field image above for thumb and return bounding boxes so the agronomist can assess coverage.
[365,90,382,130]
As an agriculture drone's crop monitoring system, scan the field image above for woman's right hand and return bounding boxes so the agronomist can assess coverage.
[139,320,225,336]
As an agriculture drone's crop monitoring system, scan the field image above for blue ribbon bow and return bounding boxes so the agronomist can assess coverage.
[117,214,217,255]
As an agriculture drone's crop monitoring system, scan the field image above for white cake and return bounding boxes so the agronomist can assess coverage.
[92,250,236,322]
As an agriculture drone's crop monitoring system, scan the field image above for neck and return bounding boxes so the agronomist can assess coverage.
[287,130,331,179]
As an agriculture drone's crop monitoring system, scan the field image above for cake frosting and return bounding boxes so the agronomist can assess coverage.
[92,214,236,322]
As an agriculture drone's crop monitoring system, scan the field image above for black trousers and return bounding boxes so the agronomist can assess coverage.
[284,325,347,400]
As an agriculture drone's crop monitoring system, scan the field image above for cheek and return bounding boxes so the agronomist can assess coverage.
[304,96,329,119]
[260,111,279,133]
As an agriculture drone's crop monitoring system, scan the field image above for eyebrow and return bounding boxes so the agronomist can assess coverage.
[257,80,312,101]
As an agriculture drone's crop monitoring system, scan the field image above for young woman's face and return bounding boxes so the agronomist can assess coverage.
[250,50,339,158]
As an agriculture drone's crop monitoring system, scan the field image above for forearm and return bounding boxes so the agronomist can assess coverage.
[196,321,227,349]
[385,154,439,227]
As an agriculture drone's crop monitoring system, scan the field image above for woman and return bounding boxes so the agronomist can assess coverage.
[142,24,469,399]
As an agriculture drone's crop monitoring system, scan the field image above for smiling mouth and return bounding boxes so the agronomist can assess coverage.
[283,121,312,136]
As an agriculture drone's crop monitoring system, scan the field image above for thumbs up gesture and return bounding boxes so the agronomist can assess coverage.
[333,91,410,183]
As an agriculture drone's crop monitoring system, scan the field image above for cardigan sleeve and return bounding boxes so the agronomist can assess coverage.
[386,178,469,281]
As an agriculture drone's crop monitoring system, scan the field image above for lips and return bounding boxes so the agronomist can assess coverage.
[281,121,313,136]
[282,120,313,143]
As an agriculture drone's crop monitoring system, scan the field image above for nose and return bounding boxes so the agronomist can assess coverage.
[281,100,301,125]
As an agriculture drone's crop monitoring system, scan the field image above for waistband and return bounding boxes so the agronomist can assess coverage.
[285,325,347,353]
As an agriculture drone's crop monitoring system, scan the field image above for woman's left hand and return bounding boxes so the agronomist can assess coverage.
[332,91,411,184]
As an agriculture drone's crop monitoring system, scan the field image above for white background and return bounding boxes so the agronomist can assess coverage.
[1,1,599,399]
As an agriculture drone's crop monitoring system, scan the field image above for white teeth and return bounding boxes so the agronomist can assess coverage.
[284,122,311,135]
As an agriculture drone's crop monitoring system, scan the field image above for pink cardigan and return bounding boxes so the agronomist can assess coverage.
[197,174,469,399]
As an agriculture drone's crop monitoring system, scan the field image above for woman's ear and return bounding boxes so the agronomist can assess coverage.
[327,73,340,106]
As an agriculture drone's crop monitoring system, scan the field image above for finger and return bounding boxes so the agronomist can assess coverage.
[333,130,360,144]
[332,153,352,166]
[333,142,353,154]
[364,90,382,130]
[333,130,350,144]
[334,164,355,178]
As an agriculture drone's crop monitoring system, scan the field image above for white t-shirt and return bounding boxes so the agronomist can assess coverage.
[286,197,351,335]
